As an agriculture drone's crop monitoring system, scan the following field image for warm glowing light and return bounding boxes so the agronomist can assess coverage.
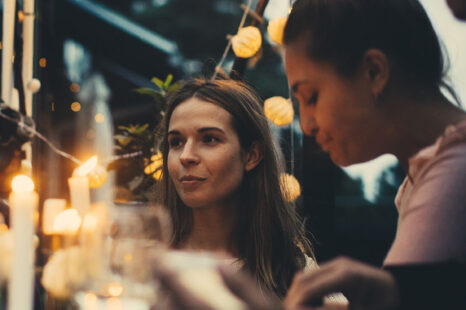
[75,156,98,177]
[94,113,105,123]
[107,283,124,297]
[232,26,262,58]
[53,209,82,234]
[82,213,98,232]
[106,297,122,310]
[264,96,294,126]
[280,173,301,202]
[123,253,133,262]
[43,199,67,235]
[144,152,163,175]
[70,83,81,93]
[153,169,163,181]
[71,102,81,112]
[18,11,24,22]
[83,293,98,310]
[0,224,8,233]
[267,16,288,45]
[11,175,35,193]
[0,41,3,50]
[39,58,47,68]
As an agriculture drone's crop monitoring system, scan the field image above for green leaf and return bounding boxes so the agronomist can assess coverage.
[135,87,157,95]
[163,74,173,89]
[167,82,182,96]
[114,135,132,147]
[117,125,131,131]
[134,123,149,135]
[151,77,164,89]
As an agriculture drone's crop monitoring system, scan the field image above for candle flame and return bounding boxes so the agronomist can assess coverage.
[107,283,124,297]
[53,209,82,234]
[76,156,98,177]
[11,175,35,193]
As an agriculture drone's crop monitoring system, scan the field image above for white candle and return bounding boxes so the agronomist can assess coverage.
[8,175,38,310]
[68,176,91,216]
[23,0,36,116]
[53,209,82,235]
[1,0,16,105]
[43,199,66,235]
[69,156,97,216]
[52,208,82,249]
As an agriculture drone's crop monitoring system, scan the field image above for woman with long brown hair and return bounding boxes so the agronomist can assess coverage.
[158,77,313,298]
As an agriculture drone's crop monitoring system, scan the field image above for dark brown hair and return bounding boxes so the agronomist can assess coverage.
[284,0,460,103]
[159,77,312,297]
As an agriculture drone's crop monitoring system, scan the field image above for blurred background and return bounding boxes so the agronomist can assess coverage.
[1,0,465,266]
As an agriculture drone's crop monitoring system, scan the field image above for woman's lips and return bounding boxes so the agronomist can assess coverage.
[179,175,206,186]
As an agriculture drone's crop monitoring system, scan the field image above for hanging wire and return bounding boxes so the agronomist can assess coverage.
[211,0,254,80]
[0,110,143,166]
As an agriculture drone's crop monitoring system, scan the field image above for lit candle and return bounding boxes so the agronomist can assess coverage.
[23,0,36,116]
[106,297,122,310]
[52,208,82,250]
[8,175,38,310]
[43,199,66,235]
[68,156,97,216]
[53,209,82,235]
[1,0,16,105]
[83,292,98,310]
[80,212,98,247]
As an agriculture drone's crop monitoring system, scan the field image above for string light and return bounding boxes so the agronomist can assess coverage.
[267,16,288,45]
[231,26,262,58]
[212,0,254,80]
[144,152,163,181]
[280,173,301,202]
[264,96,294,126]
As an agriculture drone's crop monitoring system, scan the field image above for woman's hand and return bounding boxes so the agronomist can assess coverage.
[152,259,282,310]
[218,265,283,310]
[284,257,400,310]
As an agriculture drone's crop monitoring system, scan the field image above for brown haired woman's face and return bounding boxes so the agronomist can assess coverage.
[167,98,248,209]
[284,43,384,166]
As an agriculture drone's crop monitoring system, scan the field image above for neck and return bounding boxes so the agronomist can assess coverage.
[384,89,465,171]
[181,202,239,257]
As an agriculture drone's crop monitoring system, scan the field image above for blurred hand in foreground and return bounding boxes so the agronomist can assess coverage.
[284,257,399,310]
[151,258,282,310]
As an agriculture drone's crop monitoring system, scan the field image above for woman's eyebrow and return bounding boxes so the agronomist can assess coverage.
[198,127,225,134]
[167,130,180,136]
[291,80,310,94]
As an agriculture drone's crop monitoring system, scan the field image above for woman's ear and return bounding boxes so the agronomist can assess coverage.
[362,49,390,97]
[244,142,263,172]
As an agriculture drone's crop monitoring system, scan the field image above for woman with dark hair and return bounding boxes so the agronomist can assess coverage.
[153,1,465,309]
[158,77,322,299]
[282,0,466,309]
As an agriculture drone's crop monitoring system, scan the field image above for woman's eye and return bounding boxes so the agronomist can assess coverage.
[168,138,182,148]
[307,93,318,105]
[203,135,219,144]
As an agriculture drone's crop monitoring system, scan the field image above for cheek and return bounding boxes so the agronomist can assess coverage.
[213,151,245,185]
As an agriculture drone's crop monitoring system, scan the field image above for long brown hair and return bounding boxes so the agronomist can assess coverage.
[159,77,312,297]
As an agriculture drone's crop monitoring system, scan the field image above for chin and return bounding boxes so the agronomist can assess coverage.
[181,199,205,209]
[330,152,367,167]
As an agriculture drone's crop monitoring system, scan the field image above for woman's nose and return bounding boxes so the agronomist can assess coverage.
[299,108,318,136]
[179,141,200,166]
